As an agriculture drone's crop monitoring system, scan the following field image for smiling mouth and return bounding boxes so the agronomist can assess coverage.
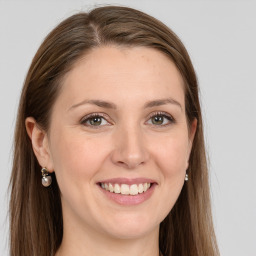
[99,182,152,196]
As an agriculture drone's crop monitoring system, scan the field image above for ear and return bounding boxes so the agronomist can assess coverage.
[25,117,54,172]
[186,118,198,168]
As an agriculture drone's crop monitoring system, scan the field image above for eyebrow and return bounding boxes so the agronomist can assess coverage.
[69,98,182,111]
[69,100,117,110]
[144,98,182,110]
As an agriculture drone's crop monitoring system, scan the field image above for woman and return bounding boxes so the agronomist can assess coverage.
[9,5,219,256]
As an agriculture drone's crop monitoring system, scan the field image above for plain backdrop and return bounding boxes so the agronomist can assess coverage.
[0,0,255,255]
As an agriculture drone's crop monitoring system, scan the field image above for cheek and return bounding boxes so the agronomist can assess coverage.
[49,130,109,187]
[147,134,189,221]
[153,135,189,177]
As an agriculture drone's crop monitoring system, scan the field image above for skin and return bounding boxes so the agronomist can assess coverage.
[26,46,197,256]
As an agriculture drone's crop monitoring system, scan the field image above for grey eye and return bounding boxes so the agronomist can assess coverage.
[81,114,109,127]
[88,116,102,126]
[151,115,164,125]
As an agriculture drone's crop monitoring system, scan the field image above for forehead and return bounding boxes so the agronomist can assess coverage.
[59,46,185,108]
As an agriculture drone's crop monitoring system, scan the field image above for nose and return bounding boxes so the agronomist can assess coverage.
[110,125,149,169]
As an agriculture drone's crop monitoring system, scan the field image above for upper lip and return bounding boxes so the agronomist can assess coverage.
[98,177,157,185]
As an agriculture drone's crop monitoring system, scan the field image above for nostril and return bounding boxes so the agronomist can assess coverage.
[110,138,149,169]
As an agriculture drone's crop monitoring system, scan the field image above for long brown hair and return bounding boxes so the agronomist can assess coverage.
[9,5,219,256]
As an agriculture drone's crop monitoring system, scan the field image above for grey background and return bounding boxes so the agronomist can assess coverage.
[1,0,255,255]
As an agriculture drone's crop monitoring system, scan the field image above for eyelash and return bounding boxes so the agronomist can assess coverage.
[147,111,175,126]
[80,111,175,128]
[80,113,111,129]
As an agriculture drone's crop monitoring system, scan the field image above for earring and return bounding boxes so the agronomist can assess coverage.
[41,167,52,187]
[185,173,189,181]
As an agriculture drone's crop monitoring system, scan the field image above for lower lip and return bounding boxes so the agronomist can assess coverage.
[98,183,156,206]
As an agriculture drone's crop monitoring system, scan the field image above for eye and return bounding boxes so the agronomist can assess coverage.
[80,113,110,128]
[147,112,175,126]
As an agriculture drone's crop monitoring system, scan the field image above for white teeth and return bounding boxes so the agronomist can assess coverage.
[138,184,144,193]
[114,184,121,194]
[101,182,151,195]
[121,184,130,195]
[130,184,139,195]
[143,183,148,192]
[109,183,114,192]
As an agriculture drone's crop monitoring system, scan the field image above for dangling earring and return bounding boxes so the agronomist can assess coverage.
[41,167,52,187]
[185,173,189,181]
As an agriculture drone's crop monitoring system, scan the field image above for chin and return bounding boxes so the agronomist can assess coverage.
[99,212,159,240]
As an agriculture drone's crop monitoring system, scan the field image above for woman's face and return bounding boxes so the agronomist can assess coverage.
[45,46,196,239]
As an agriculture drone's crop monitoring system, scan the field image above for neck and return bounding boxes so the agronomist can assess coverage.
[56,220,160,256]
